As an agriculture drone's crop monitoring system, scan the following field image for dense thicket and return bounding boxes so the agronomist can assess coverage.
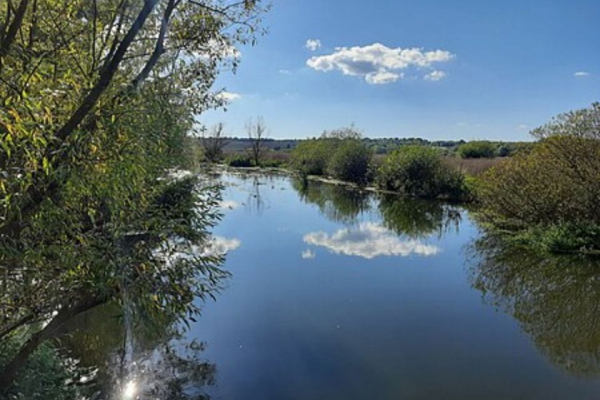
[376,146,466,200]
[290,127,372,184]
[458,141,496,158]
[478,103,600,254]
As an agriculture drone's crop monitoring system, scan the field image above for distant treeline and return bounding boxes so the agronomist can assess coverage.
[202,136,532,158]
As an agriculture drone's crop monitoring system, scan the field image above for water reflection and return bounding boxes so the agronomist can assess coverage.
[378,195,462,239]
[291,178,462,241]
[304,222,440,259]
[469,237,600,377]
[292,179,371,225]
[200,236,241,257]
[56,303,217,399]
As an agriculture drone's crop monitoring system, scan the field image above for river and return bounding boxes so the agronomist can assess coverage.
[58,171,600,399]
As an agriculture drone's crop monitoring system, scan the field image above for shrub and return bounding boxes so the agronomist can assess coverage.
[458,141,496,158]
[376,146,466,200]
[226,154,254,167]
[326,139,372,184]
[289,139,337,176]
[478,135,600,253]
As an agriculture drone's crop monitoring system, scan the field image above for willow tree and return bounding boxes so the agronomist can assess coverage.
[0,0,267,388]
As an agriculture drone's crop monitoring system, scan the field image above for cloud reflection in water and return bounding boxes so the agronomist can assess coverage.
[303,222,440,259]
[200,236,241,257]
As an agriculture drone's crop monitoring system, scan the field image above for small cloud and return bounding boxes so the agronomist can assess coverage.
[424,70,447,81]
[574,71,590,78]
[307,43,454,85]
[305,39,322,51]
[279,69,291,74]
[301,249,316,259]
[216,91,241,103]
[517,124,530,131]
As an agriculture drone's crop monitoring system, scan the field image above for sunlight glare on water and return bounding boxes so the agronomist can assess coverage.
[123,380,137,399]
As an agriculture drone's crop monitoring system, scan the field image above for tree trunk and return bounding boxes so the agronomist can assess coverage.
[0,297,104,390]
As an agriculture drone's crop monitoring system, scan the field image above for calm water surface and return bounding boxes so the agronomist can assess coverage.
[67,172,600,399]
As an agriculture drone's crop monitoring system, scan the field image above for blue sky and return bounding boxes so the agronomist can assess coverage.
[200,0,599,141]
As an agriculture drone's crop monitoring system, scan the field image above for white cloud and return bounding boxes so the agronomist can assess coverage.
[301,249,316,259]
[517,124,530,131]
[216,91,241,103]
[307,43,454,85]
[303,223,440,259]
[424,70,447,81]
[574,71,590,78]
[305,39,322,51]
[279,69,291,74]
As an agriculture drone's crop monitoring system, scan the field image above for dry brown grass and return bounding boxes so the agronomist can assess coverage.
[444,157,505,176]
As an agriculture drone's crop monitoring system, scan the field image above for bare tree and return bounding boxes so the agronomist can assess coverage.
[246,117,269,166]
[200,123,229,163]
[320,123,363,140]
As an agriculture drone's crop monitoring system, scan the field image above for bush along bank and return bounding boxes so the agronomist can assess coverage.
[475,103,600,255]
[289,131,472,202]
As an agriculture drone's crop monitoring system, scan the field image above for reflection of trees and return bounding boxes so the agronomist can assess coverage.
[469,236,600,377]
[378,195,461,239]
[247,175,268,215]
[224,171,276,215]
[56,302,216,399]
[292,179,371,224]
[292,179,461,238]
[0,177,227,393]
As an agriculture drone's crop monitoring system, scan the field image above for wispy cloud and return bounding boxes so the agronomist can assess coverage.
[301,249,316,259]
[574,71,590,78]
[307,43,454,85]
[305,39,322,51]
[424,70,447,81]
[303,223,440,259]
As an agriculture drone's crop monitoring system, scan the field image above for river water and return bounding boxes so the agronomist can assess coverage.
[61,171,600,399]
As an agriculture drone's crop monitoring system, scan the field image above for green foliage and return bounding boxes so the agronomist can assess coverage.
[458,141,496,158]
[226,154,254,167]
[531,102,600,140]
[0,336,89,400]
[289,128,372,184]
[478,104,600,254]
[377,146,467,200]
[326,139,372,184]
[0,0,267,390]
[289,139,337,176]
